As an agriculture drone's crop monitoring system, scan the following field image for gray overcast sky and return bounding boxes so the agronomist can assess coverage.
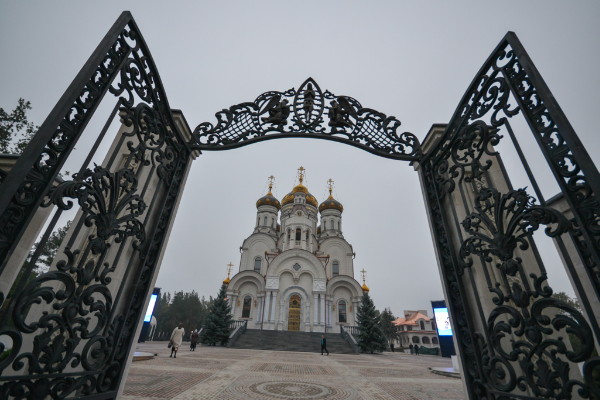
[1,1,598,315]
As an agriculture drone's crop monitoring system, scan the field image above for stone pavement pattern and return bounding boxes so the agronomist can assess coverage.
[123,342,465,399]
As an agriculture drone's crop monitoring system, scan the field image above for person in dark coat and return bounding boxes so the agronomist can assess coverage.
[414,344,420,355]
[409,344,414,354]
[390,342,395,352]
[320,335,329,355]
[190,330,199,351]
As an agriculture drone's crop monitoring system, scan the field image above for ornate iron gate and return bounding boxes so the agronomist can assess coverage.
[418,33,600,399]
[0,11,598,400]
[0,12,194,398]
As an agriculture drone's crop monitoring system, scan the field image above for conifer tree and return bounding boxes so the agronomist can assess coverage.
[380,308,398,349]
[356,291,387,354]
[200,283,232,346]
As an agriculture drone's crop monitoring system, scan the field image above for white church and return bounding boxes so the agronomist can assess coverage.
[225,167,368,332]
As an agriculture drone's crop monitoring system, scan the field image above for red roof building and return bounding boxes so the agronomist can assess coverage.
[392,310,439,354]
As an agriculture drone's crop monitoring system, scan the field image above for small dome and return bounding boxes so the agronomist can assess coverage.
[319,195,344,213]
[361,283,370,292]
[223,276,231,285]
[281,184,318,207]
[256,190,281,209]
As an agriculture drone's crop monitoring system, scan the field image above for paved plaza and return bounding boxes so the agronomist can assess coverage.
[123,342,465,399]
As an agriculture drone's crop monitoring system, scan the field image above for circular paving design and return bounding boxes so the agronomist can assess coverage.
[238,380,352,399]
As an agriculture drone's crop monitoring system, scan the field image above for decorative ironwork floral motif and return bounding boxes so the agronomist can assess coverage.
[46,166,146,254]
[422,32,600,399]
[460,188,569,275]
[193,77,421,161]
[457,189,593,398]
[0,12,191,399]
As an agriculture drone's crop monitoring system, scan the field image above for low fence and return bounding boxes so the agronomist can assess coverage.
[152,328,202,342]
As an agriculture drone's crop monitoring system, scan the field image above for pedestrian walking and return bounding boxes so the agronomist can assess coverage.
[409,344,414,354]
[190,329,199,351]
[169,323,185,358]
[390,342,395,352]
[320,334,329,355]
[414,344,420,355]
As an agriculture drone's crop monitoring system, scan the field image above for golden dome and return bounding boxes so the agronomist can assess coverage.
[256,191,281,209]
[319,195,344,213]
[319,178,343,213]
[256,176,281,209]
[361,283,370,292]
[292,184,308,194]
[223,276,231,285]
[281,184,318,207]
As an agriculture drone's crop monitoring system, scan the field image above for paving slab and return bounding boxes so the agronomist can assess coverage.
[123,342,466,399]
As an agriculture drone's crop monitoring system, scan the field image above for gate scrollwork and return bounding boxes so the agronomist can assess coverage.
[192,77,421,161]
[422,32,600,399]
[0,12,191,399]
[46,166,146,254]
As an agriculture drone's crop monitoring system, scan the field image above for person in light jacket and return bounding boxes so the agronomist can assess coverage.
[169,323,185,358]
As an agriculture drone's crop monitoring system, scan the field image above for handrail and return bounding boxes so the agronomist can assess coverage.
[227,320,248,347]
[340,325,359,353]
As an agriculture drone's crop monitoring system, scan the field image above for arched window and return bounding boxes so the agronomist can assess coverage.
[242,296,252,318]
[338,300,347,323]
[332,261,339,276]
[422,337,430,344]
[412,336,420,344]
[330,220,334,230]
[305,231,309,241]
[432,337,438,344]
[419,320,425,330]
[254,257,262,272]
[295,228,301,241]
[337,221,340,230]
[263,216,267,225]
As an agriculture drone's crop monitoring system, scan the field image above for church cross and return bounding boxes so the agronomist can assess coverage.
[327,178,334,196]
[226,262,234,278]
[267,175,275,193]
[360,268,367,284]
[298,166,305,184]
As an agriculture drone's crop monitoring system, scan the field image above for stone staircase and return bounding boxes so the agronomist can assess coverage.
[230,329,356,354]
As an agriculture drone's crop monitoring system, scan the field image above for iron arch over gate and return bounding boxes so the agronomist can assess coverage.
[191,77,421,161]
[0,11,598,400]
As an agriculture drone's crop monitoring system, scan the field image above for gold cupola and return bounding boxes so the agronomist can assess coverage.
[223,262,233,285]
[281,166,318,207]
[360,268,370,292]
[319,178,344,213]
[256,176,281,209]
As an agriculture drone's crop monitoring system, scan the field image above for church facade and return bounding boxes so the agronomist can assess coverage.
[225,168,367,332]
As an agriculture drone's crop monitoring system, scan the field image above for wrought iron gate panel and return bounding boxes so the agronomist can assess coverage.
[1,11,598,400]
[191,77,422,161]
[0,12,192,399]
[421,32,600,399]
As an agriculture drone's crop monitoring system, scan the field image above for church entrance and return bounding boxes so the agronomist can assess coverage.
[1,11,599,400]
[287,295,301,331]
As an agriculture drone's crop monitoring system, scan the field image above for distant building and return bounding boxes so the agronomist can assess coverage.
[225,168,366,332]
[393,310,439,351]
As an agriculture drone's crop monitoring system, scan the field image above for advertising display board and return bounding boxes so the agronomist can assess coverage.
[431,300,456,357]
[432,306,452,336]
[139,287,160,342]
[144,293,158,322]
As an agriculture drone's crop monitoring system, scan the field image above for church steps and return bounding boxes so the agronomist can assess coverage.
[229,329,356,354]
